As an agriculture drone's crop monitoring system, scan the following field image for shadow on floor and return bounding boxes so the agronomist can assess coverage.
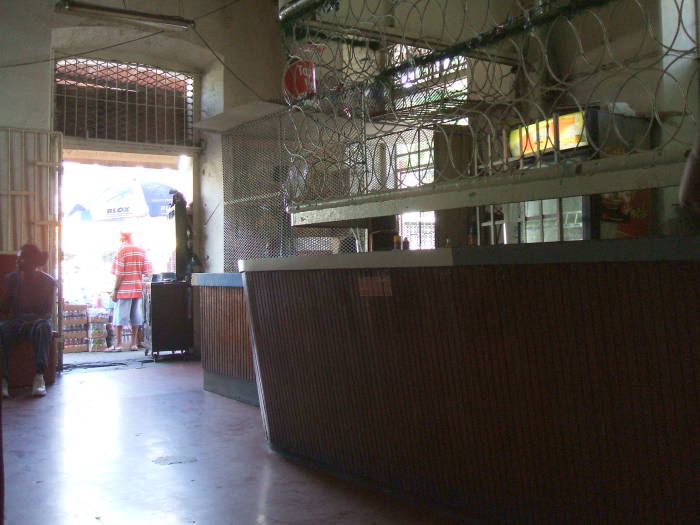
[3,362,462,524]
[62,349,196,373]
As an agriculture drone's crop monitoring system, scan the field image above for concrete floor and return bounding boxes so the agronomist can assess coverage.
[62,349,152,370]
[3,362,462,525]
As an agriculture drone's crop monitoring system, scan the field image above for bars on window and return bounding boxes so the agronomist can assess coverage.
[54,58,194,146]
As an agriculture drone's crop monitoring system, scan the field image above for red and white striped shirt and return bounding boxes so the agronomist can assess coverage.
[112,243,152,299]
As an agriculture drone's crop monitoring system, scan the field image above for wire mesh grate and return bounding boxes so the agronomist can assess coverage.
[279,0,699,208]
[54,57,194,146]
[222,112,364,271]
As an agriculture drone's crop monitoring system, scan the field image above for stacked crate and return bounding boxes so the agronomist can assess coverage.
[88,310,110,352]
[63,303,88,352]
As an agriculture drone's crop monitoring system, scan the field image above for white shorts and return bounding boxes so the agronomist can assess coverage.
[113,298,144,327]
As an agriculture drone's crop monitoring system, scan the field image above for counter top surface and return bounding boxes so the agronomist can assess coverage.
[191,273,244,287]
[236,237,700,272]
[238,249,454,272]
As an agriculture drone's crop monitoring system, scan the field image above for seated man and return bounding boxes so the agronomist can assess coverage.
[0,244,56,397]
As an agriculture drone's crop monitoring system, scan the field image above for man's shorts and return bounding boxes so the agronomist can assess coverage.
[113,298,144,327]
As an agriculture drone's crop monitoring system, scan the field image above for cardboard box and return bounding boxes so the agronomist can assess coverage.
[63,318,87,327]
[63,330,88,339]
[63,303,88,312]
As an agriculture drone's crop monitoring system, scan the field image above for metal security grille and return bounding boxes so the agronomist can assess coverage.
[280,0,699,221]
[223,112,363,271]
[54,58,194,146]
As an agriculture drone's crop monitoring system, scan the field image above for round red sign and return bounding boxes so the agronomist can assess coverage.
[284,60,316,98]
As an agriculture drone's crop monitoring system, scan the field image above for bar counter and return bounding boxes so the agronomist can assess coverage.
[222,238,700,522]
[191,272,257,405]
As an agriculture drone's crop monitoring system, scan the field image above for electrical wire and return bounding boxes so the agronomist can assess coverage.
[193,0,243,21]
[203,200,222,226]
[0,30,164,70]
[1,0,265,102]
[0,0,249,70]
[192,26,264,100]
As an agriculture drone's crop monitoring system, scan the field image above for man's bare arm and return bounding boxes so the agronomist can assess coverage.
[113,275,123,299]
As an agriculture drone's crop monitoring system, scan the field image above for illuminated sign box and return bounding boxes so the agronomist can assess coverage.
[508,111,588,157]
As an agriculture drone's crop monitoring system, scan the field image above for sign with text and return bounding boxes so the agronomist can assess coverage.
[284,60,316,98]
[509,111,588,157]
[601,189,652,239]
[358,274,392,297]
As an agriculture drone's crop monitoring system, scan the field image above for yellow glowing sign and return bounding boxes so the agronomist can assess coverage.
[509,111,588,157]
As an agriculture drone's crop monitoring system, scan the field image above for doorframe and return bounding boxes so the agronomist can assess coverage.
[0,127,64,369]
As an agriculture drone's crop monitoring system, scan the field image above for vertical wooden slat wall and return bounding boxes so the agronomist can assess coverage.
[195,287,254,382]
[244,262,700,524]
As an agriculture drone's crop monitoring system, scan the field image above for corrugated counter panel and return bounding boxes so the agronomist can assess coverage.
[244,261,700,523]
[194,286,254,381]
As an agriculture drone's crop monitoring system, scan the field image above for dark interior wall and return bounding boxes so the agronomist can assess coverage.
[244,261,700,523]
[434,125,474,248]
[435,207,472,247]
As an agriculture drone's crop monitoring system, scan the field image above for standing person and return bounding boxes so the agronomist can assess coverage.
[111,232,151,351]
[0,244,56,397]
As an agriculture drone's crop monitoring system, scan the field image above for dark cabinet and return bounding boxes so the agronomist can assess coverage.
[149,281,192,358]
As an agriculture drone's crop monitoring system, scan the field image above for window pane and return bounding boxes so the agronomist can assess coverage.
[543,217,559,242]
[495,223,506,244]
[562,196,584,241]
[399,211,435,250]
[492,205,504,221]
[542,199,558,215]
[562,196,582,214]
[525,219,542,242]
[563,225,583,241]
[398,170,420,187]
[525,200,541,217]
[419,211,435,249]
[395,142,411,155]
[402,211,422,222]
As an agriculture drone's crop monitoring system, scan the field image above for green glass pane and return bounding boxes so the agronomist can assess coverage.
[543,217,559,242]
[542,199,558,215]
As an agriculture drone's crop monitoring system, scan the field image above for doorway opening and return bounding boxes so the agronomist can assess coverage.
[60,149,193,370]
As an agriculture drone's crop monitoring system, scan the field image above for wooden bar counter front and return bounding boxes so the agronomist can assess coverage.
[230,239,699,523]
[192,273,257,406]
